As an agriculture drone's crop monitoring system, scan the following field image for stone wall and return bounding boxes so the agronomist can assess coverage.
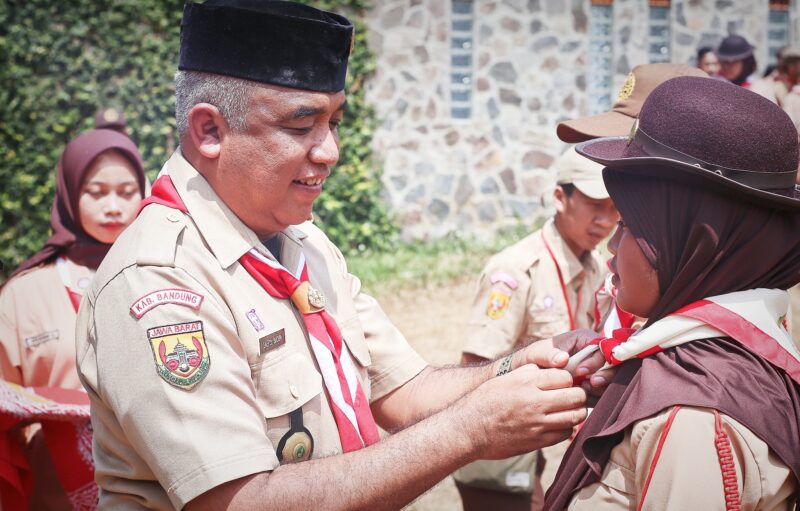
[363,0,798,242]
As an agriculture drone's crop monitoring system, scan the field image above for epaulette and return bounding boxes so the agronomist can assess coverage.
[135,207,186,268]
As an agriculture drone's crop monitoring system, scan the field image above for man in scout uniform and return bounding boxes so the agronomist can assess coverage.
[455,147,618,510]
[74,2,609,509]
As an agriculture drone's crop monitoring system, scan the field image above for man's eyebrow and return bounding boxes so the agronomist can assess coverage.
[291,106,324,119]
[288,100,348,120]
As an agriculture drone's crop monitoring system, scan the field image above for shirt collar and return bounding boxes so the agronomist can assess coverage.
[543,218,595,284]
[164,149,307,269]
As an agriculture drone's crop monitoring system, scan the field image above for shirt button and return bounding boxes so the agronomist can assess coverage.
[289,383,299,398]
[167,212,181,223]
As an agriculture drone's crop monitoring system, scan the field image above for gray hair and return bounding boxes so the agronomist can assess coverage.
[174,70,255,137]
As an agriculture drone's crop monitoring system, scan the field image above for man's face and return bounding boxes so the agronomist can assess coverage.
[554,186,619,256]
[213,84,345,237]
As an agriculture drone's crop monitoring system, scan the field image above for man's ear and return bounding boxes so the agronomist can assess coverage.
[553,185,568,214]
[186,103,227,160]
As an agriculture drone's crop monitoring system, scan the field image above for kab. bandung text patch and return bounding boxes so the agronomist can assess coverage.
[130,288,204,319]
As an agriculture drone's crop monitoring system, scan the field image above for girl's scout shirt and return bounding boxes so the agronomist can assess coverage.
[0,257,94,388]
[75,150,428,510]
[462,218,609,360]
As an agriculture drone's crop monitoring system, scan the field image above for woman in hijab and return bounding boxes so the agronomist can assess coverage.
[717,34,758,87]
[0,127,146,388]
[545,76,800,510]
[0,126,146,510]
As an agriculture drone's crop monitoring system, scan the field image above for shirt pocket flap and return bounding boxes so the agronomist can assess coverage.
[254,351,323,418]
[599,459,636,495]
[339,318,371,367]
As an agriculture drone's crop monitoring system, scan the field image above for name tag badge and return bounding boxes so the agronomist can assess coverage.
[259,328,286,355]
[24,330,59,348]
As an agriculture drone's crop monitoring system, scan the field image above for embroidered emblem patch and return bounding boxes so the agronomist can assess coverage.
[543,295,555,310]
[617,71,635,102]
[148,321,210,390]
[259,328,286,355]
[130,288,204,319]
[486,290,511,319]
[246,309,265,332]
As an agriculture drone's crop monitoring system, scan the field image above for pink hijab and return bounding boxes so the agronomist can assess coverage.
[10,129,146,277]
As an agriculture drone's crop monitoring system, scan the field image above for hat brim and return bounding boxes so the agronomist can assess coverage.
[576,136,800,211]
[556,111,635,143]
[716,48,754,62]
[571,180,610,200]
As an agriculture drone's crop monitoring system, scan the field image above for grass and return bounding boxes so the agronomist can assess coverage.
[346,220,542,295]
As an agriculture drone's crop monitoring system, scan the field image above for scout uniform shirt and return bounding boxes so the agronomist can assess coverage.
[0,257,94,388]
[463,218,608,361]
[75,150,428,510]
[567,407,797,510]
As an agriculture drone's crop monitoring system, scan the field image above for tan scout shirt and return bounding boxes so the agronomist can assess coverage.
[0,258,93,388]
[75,150,428,510]
[463,219,608,360]
[567,406,797,510]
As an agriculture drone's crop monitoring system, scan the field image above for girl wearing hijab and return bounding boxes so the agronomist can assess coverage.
[545,77,800,510]
[0,128,146,389]
[0,128,145,510]
[717,34,758,87]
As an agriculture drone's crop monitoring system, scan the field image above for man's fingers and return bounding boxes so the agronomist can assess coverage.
[528,367,575,390]
[537,386,588,413]
[552,328,598,354]
[520,341,569,368]
[540,406,588,429]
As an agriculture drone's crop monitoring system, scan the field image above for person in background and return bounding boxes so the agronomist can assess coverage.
[717,34,758,88]
[751,47,800,106]
[696,46,720,76]
[0,124,146,509]
[454,147,618,511]
[546,76,800,511]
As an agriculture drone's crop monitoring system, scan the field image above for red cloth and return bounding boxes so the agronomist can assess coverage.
[0,382,96,510]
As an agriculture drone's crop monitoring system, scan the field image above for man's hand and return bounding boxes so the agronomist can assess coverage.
[511,328,616,397]
[457,365,587,460]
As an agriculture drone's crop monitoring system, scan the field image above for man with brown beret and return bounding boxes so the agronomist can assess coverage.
[74,1,608,509]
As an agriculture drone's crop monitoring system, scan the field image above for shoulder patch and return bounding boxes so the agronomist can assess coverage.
[148,321,210,390]
[486,289,512,319]
[130,288,204,319]
[490,272,519,290]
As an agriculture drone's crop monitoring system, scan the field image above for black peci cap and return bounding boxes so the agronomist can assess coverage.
[179,0,354,92]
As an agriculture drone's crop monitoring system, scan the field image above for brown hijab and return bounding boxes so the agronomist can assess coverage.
[10,129,146,277]
[544,169,800,509]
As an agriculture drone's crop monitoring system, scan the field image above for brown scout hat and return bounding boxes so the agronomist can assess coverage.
[557,63,708,143]
[576,76,800,210]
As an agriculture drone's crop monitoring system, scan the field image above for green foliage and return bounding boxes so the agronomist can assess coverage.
[348,221,539,295]
[0,0,395,277]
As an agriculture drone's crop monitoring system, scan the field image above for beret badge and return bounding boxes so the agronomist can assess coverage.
[617,72,636,102]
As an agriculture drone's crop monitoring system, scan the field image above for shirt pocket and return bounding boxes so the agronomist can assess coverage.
[525,311,570,341]
[252,351,324,418]
[338,317,371,368]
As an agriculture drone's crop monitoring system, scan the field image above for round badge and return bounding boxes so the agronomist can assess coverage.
[77,277,91,289]
[627,117,639,146]
[308,286,326,310]
[543,295,554,310]
[280,431,313,463]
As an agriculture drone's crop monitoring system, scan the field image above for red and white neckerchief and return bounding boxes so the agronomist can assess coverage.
[568,288,800,385]
[141,175,380,452]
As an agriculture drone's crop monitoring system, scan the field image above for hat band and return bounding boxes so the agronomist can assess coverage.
[632,127,797,191]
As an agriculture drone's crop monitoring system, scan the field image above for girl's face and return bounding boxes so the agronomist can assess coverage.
[607,219,661,318]
[78,150,142,244]
[719,59,744,82]
[699,51,720,76]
